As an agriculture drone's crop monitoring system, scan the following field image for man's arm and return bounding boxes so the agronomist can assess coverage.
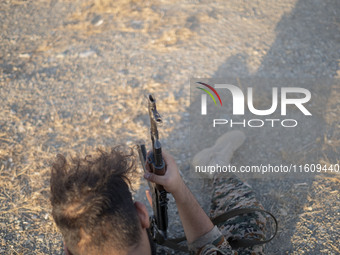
[144,151,214,244]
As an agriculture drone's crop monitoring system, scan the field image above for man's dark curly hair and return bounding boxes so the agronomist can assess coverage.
[50,147,141,255]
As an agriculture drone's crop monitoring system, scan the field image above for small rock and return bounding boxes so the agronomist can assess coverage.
[19,53,30,58]
[18,125,25,133]
[36,237,44,243]
[293,182,308,188]
[79,50,96,58]
[44,213,49,220]
[104,117,111,124]
[130,20,144,29]
[127,78,140,88]
[56,53,65,59]
[91,15,103,26]
[119,69,129,75]
[279,208,288,216]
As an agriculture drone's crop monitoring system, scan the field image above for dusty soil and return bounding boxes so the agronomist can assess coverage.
[0,0,339,254]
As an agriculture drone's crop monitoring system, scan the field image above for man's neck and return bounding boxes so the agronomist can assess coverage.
[127,228,152,255]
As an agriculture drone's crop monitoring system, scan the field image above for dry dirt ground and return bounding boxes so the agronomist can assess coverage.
[0,0,339,254]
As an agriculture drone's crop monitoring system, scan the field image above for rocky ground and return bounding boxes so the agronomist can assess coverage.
[0,0,339,254]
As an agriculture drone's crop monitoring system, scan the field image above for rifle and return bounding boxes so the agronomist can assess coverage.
[137,94,168,245]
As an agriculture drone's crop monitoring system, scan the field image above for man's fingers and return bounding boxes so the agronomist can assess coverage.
[161,150,171,161]
[144,172,164,186]
[161,150,175,166]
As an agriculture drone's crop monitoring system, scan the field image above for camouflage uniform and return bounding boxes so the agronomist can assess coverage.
[190,173,266,255]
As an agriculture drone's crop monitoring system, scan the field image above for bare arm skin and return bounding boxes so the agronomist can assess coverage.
[144,151,214,244]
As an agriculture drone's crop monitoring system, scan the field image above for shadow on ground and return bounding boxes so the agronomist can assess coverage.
[207,0,339,253]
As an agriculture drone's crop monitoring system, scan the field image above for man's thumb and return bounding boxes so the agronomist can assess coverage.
[144,172,163,185]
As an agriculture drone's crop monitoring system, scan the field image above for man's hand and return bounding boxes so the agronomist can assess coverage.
[144,150,214,244]
[143,150,185,196]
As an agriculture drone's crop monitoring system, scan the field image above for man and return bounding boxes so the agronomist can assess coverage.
[50,132,266,255]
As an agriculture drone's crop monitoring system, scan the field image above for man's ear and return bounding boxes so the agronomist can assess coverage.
[134,201,150,229]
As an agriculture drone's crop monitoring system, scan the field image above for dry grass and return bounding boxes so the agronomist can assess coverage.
[44,0,200,53]
[290,174,340,254]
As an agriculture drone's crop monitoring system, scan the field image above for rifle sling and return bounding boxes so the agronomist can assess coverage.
[160,208,278,252]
